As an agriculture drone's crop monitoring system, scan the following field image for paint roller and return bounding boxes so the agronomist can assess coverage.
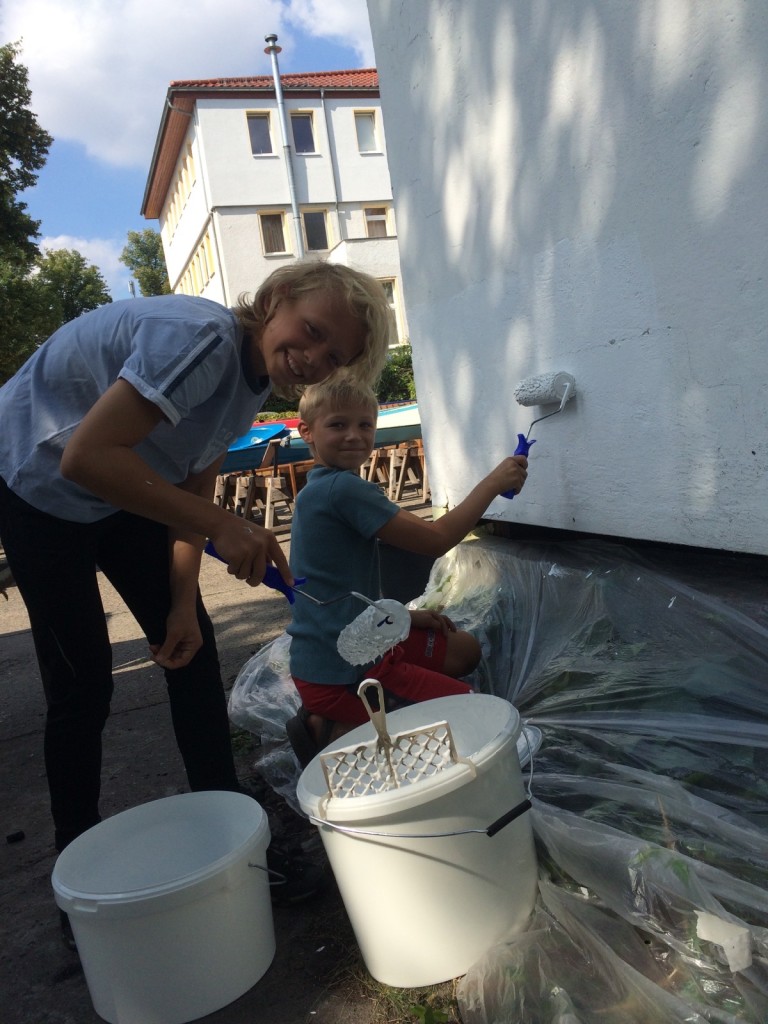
[502,371,576,498]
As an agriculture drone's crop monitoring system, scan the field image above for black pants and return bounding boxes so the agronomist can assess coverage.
[0,477,239,852]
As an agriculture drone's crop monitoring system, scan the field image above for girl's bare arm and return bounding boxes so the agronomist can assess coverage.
[61,378,290,585]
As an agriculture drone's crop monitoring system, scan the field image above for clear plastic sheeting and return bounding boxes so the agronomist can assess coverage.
[228,633,305,807]
[423,536,768,1023]
[229,533,768,1020]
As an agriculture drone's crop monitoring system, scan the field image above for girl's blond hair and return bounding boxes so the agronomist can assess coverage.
[233,260,394,400]
[299,374,379,427]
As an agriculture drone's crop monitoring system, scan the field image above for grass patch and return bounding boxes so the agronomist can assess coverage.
[230,727,255,756]
[321,907,460,1023]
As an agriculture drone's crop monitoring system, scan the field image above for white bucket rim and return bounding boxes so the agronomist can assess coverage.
[297,694,524,823]
[52,791,270,908]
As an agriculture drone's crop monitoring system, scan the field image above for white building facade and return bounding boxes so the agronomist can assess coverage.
[142,69,409,344]
[367,0,768,555]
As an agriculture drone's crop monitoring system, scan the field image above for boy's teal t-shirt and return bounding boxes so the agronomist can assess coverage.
[287,465,399,686]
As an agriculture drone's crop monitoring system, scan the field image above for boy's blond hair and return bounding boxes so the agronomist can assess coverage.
[299,374,379,427]
[234,260,393,400]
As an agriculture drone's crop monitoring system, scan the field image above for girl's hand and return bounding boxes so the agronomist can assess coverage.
[149,607,203,669]
[209,518,292,588]
[488,455,528,497]
[409,608,457,635]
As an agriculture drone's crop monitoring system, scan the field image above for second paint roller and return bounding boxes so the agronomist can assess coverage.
[503,371,576,499]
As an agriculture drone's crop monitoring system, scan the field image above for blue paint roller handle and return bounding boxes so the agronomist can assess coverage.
[203,540,305,603]
[502,433,536,499]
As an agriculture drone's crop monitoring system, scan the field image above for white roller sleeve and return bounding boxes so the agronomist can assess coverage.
[513,372,576,407]
[336,600,411,666]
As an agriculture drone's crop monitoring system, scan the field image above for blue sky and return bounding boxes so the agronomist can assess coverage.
[1,0,374,298]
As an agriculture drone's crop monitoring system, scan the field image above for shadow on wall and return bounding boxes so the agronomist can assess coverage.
[367,0,768,552]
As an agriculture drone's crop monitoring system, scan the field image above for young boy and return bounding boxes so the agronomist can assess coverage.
[286,375,528,766]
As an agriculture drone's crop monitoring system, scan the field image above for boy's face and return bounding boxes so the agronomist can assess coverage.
[251,291,365,387]
[298,402,377,471]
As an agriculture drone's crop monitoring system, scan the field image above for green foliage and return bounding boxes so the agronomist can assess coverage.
[410,1005,452,1023]
[260,393,299,417]
[0,42,52,264]
[120,229,171,296]
[0,259,52,383]
[376,343,416,404]
[256,342,417,417]
[0,249,112,385]
[35,249,112,325]
[0,41,59,384]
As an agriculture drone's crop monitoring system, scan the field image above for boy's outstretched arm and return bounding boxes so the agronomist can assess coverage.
[376,455,528,558]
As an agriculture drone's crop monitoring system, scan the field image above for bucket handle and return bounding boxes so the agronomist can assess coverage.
[485,799,532,836]
[307,797,532,840]
[247,862,290,889]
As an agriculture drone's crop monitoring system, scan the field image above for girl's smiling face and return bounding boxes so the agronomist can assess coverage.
[250,291,366,387]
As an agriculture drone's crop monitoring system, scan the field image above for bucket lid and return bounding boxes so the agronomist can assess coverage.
[297,694,521,822]
[52,791,269,904]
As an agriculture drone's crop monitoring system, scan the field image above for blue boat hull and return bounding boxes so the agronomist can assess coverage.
[220,404,421,473]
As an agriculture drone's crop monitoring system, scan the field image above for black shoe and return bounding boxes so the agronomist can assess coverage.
[59,910,77,952]
[266,845,325,906]
[286,706,335,768]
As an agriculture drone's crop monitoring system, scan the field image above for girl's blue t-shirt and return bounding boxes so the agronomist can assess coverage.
[0,295,268,522]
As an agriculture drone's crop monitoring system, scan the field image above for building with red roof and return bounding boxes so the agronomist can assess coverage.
[141,63,407,344]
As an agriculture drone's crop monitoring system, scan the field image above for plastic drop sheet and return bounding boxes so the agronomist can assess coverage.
[229,534,768,1021]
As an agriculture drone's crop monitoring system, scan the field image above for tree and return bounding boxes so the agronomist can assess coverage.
[0,41,56,384]
[376,343,416,404]
[257,341,417,417]
[35,248,112,326]
[0,42,53,265]
[0,260,52,383]
[120,229,171,295]
[0,249,111,386]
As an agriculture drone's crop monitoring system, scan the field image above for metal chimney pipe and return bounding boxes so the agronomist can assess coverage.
[264,33,305,258]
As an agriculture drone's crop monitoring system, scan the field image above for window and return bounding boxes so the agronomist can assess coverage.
[379,279,400,345]
[247,114,272,155]
[365,206,388,238]
[260,213,287,254]
[185,144,196,185]
[203,233,215,278]
[163,144,197,239]
[291,113,315,154]
[355,111,377,152]
[302,211,328,251]
[178,230,216,296]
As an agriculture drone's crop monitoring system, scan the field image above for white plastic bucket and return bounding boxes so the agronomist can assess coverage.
[52,791,275,1024]
[297,694,538,987]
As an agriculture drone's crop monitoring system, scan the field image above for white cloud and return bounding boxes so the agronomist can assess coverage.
[1,0,373,169]
[284,0,375,60]
[40,234,132,300]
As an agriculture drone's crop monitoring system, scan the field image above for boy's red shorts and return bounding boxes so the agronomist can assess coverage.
[293,626,472,725]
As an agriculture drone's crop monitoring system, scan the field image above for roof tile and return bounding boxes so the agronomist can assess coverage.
[168,69,378,90]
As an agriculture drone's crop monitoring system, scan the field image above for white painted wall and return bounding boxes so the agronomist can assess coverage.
[367,0,768,555]
[212,207,283,300]
[322,98,393,201]
[194,96,393,208]
[197,100,293,207]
